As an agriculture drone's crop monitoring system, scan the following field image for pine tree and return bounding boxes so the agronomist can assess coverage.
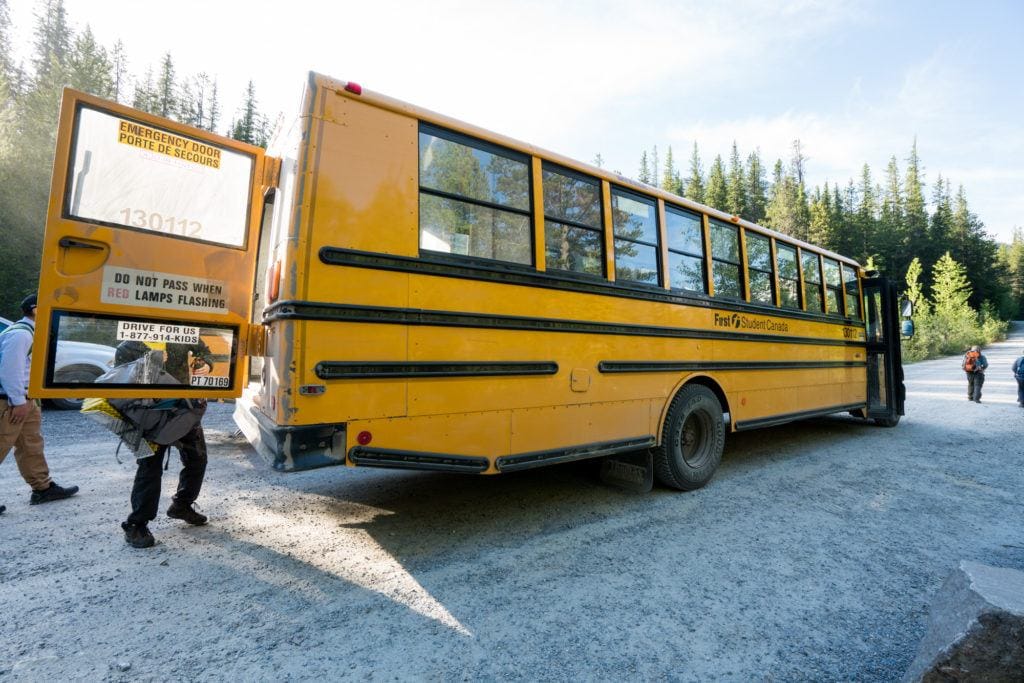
[650,146,658,189]
[31,0,70,81]
[661,145,680,194]
[155,52,176,118]
[875,156,904,277]
[132,67,158,114]
[725,141,745,217]
[704,155,727,211]
[929,175,952,260]
[207,78,220,132]
[230,80,269,147]
[110,39,128,103]
[808,186,836,250]
[903,139,929,277]
[852,163,877,263]
[637,150,651,185]
[0,0,13,94]
[745,149,767,223]
[683,142,704,204]
[67,26,113,98]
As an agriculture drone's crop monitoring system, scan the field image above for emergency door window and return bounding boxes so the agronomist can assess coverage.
[65,107,253,248]
[48,311,238,391]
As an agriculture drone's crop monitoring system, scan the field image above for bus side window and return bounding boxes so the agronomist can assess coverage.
[746,231,774,305]
[665,205,706,294]
[801,250,824,313]
[823,257,843,316]
[611,188,659,285]
[542,164,604,277]
[776,243,800,309]
[842,264,862,320]
[418,125,532,266]
[709,220,743,300]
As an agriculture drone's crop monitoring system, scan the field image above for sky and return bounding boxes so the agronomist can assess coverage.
[8,0,1024,242]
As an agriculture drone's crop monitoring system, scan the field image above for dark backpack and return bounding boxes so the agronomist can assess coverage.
[108,397,206,446]
[1015,358,1024,381]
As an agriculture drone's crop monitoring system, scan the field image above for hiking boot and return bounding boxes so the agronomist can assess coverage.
[121,522,155,548]
[0,504,6,515]
[167,501,207,526]
[29,482,79,505]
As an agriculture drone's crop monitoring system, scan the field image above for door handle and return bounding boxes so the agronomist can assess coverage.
[59,236,105,250]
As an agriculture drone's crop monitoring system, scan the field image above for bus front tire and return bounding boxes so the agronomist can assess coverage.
[873,414,901,427]
[654,384,725,491]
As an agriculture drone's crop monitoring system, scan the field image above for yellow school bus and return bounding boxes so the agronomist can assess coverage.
[31,73,906,491]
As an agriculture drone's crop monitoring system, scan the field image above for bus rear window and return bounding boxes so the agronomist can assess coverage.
[418,126,532,266]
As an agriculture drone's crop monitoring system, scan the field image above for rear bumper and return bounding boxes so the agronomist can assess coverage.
[232,399,346,472]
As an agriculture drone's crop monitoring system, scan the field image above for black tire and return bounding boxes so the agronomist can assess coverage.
[873,414,901,428]
[48,367,102,411]
[653,384,725,491]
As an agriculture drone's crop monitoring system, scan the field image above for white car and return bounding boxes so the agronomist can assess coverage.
[1,316,116,410]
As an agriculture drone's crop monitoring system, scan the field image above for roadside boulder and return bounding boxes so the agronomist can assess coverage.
[904,560,1024,682]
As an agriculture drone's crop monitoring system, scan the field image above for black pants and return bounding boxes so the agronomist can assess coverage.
[127,424,207,525]
[966,372,984,401]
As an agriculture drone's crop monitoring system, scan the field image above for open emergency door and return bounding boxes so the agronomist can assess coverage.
[30,88,270,401]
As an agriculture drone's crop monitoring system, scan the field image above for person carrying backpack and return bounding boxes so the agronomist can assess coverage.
[113,338,215,549]
[961,345,989,403]
[1012,349,1024,408]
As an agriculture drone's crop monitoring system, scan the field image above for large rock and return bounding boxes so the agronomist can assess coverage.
[904,560,1024,682]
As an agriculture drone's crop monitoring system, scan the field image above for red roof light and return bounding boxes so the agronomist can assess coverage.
[344,82,363,95]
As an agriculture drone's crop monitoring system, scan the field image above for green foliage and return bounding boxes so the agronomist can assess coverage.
[902,253,1007,362]
[704,155,726,211]
[725,141,745,217]
[683,142,704,204]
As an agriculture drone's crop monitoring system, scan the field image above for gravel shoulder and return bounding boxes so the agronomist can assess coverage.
[2,326,1022,681]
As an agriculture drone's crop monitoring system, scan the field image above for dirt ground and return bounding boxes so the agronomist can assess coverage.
[2,325,1022,681]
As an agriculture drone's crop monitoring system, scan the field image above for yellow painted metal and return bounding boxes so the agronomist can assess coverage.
[702,213,715,297]
[532,157,546,272]
[769,237,781,307]
[601,179,615,281]
[657,198,670,290]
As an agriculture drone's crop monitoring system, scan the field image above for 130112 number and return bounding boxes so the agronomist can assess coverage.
[119,208,202,237]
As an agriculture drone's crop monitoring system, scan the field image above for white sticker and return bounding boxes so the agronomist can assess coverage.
[116,321,200,345]
[191,375,230,388]
[101,266,228,314]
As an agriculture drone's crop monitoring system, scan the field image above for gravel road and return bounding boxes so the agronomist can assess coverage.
[2,325,1022,681]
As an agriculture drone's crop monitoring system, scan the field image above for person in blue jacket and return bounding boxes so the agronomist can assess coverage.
[1012,349,1024,408]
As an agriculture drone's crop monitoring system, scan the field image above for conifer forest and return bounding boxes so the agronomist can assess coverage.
[1,0,1021,361]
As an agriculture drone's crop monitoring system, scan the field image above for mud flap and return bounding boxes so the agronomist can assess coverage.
[599,450,654,493]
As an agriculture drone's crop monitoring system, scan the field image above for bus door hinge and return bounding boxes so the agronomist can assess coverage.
[246,323,268,357]
[262,156,282,190]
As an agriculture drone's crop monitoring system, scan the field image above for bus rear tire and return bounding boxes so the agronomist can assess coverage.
[654,384,725,491]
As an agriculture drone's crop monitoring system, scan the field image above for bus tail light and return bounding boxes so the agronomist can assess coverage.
[357,431,372,445]
[267,259,281,303]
